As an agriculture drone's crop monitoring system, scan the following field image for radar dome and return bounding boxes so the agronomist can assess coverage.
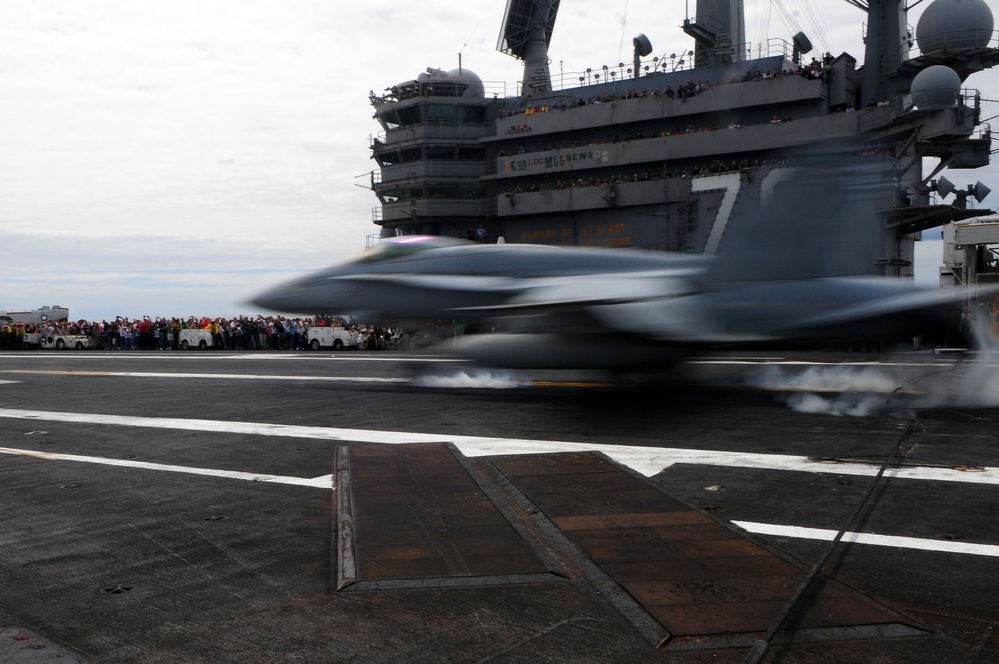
[411,67,484,99]
[910,65,962,109]
[916,0,993,53]
[448,68,485,99]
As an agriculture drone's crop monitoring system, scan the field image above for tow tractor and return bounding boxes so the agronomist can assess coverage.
[307,327,359,350]
[40,334,92,350]
[178,329,215,350]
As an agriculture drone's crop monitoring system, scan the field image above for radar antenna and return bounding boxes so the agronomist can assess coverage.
[497,0,560,96]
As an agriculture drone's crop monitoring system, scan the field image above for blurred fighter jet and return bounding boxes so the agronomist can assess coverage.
[253,147,989,369]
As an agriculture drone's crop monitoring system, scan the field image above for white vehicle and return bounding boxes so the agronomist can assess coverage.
[40,334,91,350]
[178,329,214,350]
[307,327,359,350]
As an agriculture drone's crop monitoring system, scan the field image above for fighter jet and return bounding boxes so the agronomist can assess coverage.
[253,148,990,369]
[252,234,980,368]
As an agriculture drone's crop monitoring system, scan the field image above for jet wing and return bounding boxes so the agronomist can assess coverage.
[458,269,702,309]
[343,268,701,302]
[454,270,764,343]
[445,269,759,342]
[778,281,999,336]
[588,297,774,344]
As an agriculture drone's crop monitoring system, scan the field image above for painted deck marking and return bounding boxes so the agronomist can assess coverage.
[0,407,995,486]
[735,521,999,558]
[1,369,407,383]
[0,353,461,363]
[6,352,996,368]
[1,440,991,557]
[0,446,333,488]
[1,408,995,558]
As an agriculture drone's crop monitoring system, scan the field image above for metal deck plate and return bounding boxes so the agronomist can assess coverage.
[336,443,929,649]
[487,452,929,650]
[335,443,561,590]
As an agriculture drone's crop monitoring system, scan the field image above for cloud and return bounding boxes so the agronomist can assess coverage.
[0,1,995,323]
[0,228,338,320]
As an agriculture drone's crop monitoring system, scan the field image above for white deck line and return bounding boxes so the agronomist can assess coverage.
[0,407,995,485]
[0,446,333,488]
[0,353,461,362]
[1,370,408,383]
[734,521,999,557]
[2,407,995,558]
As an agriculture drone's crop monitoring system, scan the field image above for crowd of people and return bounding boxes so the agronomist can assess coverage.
[0,315,408,351]
[502,156,797,196]
[492,56,851,193]
[497,56,833,120]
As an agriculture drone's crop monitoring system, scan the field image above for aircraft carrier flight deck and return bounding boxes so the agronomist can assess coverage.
[1,348,997,663]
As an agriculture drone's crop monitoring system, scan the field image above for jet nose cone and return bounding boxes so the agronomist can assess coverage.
[251,282,299,313]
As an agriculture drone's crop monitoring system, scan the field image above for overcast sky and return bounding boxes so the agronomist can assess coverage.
[1,0,997,321]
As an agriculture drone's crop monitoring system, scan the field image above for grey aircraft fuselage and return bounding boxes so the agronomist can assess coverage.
[252,236,972,370]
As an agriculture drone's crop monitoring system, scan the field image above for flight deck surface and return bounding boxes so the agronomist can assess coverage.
[0,349,996,663]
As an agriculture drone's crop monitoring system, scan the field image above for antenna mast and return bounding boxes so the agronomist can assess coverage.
[497,0,561,96]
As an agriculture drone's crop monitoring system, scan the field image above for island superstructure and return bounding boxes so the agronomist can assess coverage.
[366,0,998,278]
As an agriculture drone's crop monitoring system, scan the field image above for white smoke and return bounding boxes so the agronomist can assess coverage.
[412,370,530,389]
[912,354,999,410]
[785,391,894,418]
[749,352,999,417]
[750,365,904,417]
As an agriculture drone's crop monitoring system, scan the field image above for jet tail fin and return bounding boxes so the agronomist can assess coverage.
[709,141,895,283]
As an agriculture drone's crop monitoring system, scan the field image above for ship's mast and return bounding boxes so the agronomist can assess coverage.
[496,0,560,96]
[683,0,909,102]
[683,0,746,67]
[848,0,909,105]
